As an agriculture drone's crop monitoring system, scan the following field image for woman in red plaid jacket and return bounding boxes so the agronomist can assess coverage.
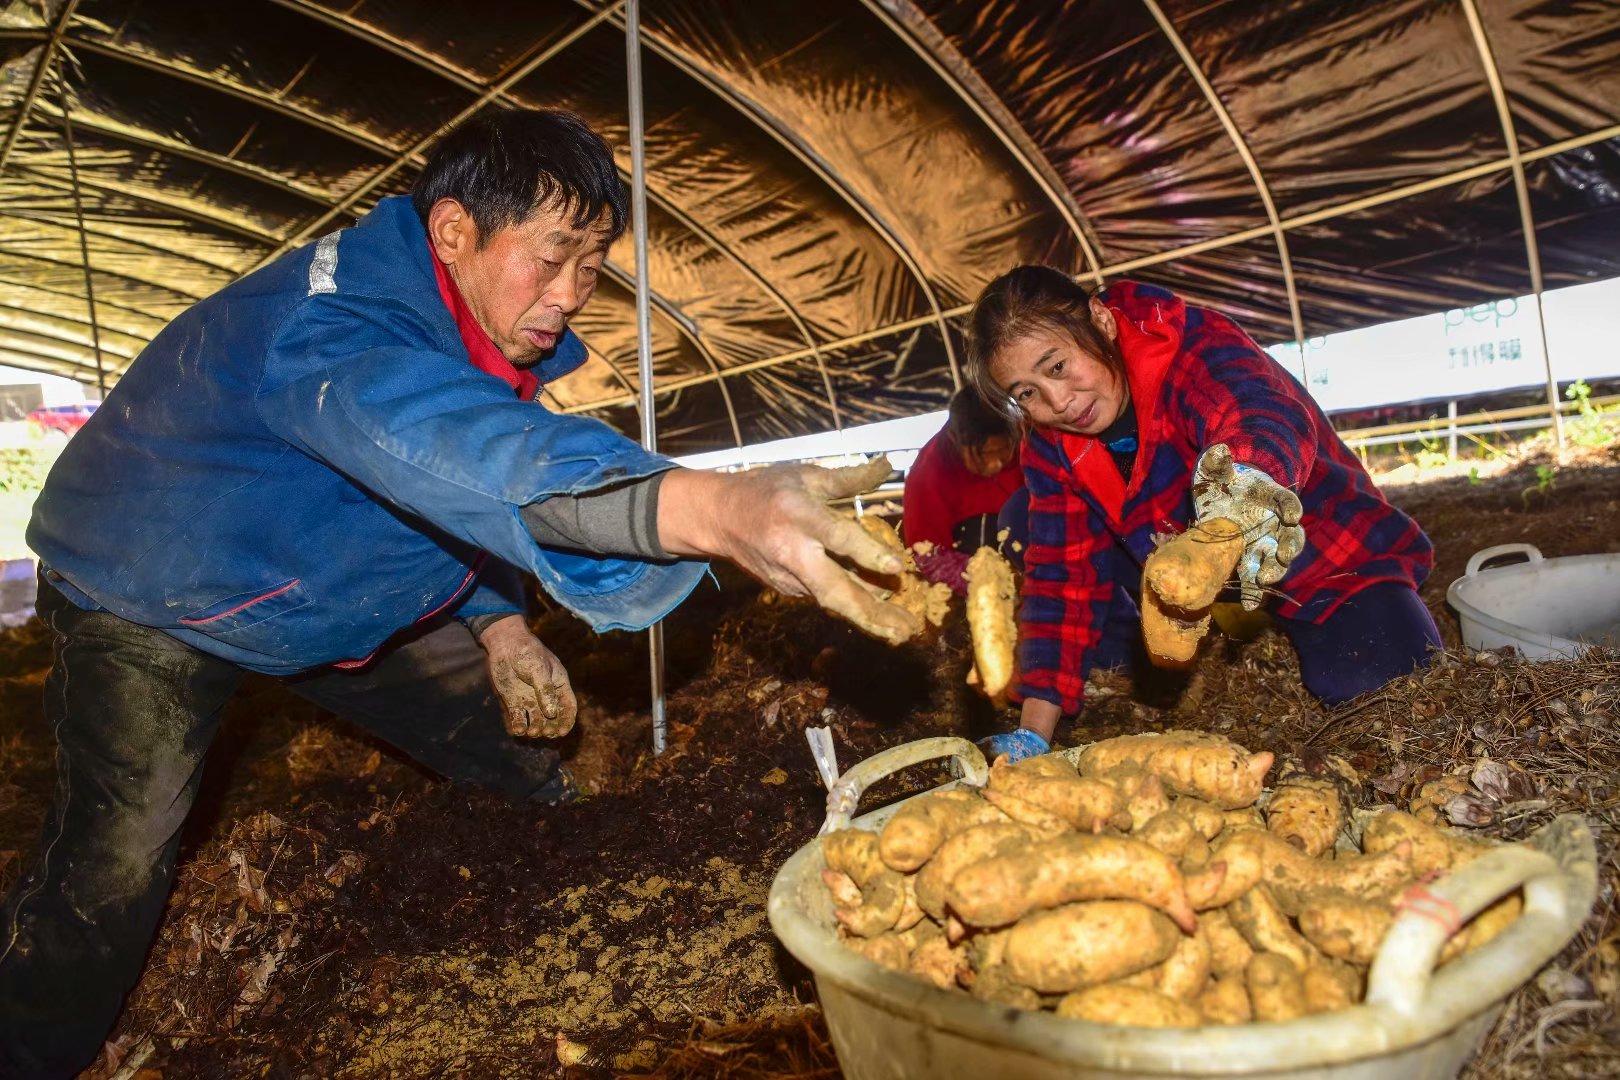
[967,267,1438,762]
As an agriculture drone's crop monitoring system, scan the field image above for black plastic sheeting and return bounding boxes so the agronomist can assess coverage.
[0,0,1615,453]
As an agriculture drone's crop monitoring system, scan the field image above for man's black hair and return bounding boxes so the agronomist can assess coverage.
[946,386,1014,449]
[412,109,629,244]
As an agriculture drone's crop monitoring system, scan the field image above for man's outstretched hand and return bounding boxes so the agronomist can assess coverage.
[658,456,925,644]
[477,615,578,738]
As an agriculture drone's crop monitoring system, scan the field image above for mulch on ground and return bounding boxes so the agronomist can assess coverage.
[0,443,1615,1078]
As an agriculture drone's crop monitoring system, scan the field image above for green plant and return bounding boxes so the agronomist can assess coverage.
[0,449,53,493]
[1565,379,1617,449]
[1520,463,1556,509]
[1468,465,1482,485]
[1413,433,1450,471]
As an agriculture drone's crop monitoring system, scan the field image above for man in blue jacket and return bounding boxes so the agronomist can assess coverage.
[0,109,917,1078]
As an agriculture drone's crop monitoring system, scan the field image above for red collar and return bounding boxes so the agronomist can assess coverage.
[1056,296,1182,522]
[430,249,540,401]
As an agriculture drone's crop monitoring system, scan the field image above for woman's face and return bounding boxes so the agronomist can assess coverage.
[988,302,1125,435]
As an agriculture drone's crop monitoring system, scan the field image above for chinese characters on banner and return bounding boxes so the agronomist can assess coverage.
[1266,276,1620,414]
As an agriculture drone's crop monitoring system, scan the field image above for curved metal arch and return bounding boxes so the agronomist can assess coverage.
[583,0,964,389]
[263,0,843,429]
[0,333,110,373]
[634,179,843,429]
[0,300,147,347]
[1141,0,1307,365]
[0,247,204,306]
[0,269,171,326]
[32,103,336,205]
[1458,0,1561,446]
[62,36,409,162]
[0,205,244,278]
[17,163,284,247]
[0,345,106,383]
[0,313,138,361]
[255,2,628,268]
[857,0,1105,284]
[0,0,80,173]
[598,258,742,446]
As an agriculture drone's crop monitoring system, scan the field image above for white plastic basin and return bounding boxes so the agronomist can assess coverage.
[1447,544,1620,659]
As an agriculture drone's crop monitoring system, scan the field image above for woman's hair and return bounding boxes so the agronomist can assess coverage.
[944,386,1013,450]
[966,265,1124,418]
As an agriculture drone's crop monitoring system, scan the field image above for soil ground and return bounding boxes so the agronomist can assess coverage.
[0,439,1617,1079]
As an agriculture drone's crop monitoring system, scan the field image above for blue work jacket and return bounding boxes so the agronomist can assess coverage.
[28,196,704,674]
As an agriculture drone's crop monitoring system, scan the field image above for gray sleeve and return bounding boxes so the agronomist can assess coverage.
[519,471,670,560]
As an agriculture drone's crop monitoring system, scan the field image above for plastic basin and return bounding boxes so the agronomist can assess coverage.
[1447,544,1620,659]
[768,738,1597,1079]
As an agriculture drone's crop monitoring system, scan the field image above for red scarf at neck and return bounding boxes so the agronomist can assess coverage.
[430,250,540,401]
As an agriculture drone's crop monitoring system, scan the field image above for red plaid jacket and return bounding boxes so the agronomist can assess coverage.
[1018,281,1433,714]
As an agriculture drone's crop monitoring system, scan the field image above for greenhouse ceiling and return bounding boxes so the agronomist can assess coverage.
[0,0,1616,453]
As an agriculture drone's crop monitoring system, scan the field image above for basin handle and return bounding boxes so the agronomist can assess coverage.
[818,737,988,835]
[1365,824,1569,1017]
[1465,542,1543,577]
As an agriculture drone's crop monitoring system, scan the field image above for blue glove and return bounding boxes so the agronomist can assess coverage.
[978,727,1050,765]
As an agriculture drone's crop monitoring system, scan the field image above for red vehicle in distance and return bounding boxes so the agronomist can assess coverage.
[26,401,99,440]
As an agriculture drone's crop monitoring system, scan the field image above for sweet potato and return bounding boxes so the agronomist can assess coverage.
[1198,975,1253,1024]
[823,829,907,936]
[981,788,1072,833]
[1362,810,1488,877]
[946,833,1198,932]
[1201,907,1256,978]
[1096,764,1173,831]
[1144,518,1246,610]
[969,964,1042,1009]
[1297,897,1392,966]
[1302,958,1361,1013]
[1136,809,1202,860]
[1264,777,1343,857]
[1140,519,1245,668]
[965,546,1018,699]
[1186,829,1413,913]
[1174,797,1227,841]
[1228,884,1318,973]
[1006,902,1181,992]
[1155,923,1213,1001]
[1078,732,1274,810]
[856,514,951,628]
[915,822,1033,919]
[988,757,1129,832]
[1056,984,1203,1027]
[1461,892,1523,954]
[1141,586,1214,668]
[878,789,1008,872]
[846,931,912,972]
[1246,952,1307,1022]
[909,933,966,990]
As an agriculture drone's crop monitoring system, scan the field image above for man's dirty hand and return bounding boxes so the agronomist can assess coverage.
[658,456,925,645]
[477,615,578,738]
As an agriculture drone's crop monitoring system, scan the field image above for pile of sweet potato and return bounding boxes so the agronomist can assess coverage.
[821,731,1520,1027]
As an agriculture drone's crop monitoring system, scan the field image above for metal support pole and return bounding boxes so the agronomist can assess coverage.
[1447,400,1458,460]
[57,72,106,396]
[626,0,666,755]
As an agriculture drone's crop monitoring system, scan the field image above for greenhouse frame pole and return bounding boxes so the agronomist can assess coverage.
[626,0,667,754]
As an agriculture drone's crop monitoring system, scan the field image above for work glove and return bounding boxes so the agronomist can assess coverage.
[977,727,1050,766]
[1191,443,1306,611]
[478,616,578,738]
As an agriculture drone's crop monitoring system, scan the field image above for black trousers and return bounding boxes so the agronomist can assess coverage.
[0,579,572,1079]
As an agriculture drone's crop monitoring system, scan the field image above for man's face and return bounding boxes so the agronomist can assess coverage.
[427,196,612,366]
[960,434,1014,477]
